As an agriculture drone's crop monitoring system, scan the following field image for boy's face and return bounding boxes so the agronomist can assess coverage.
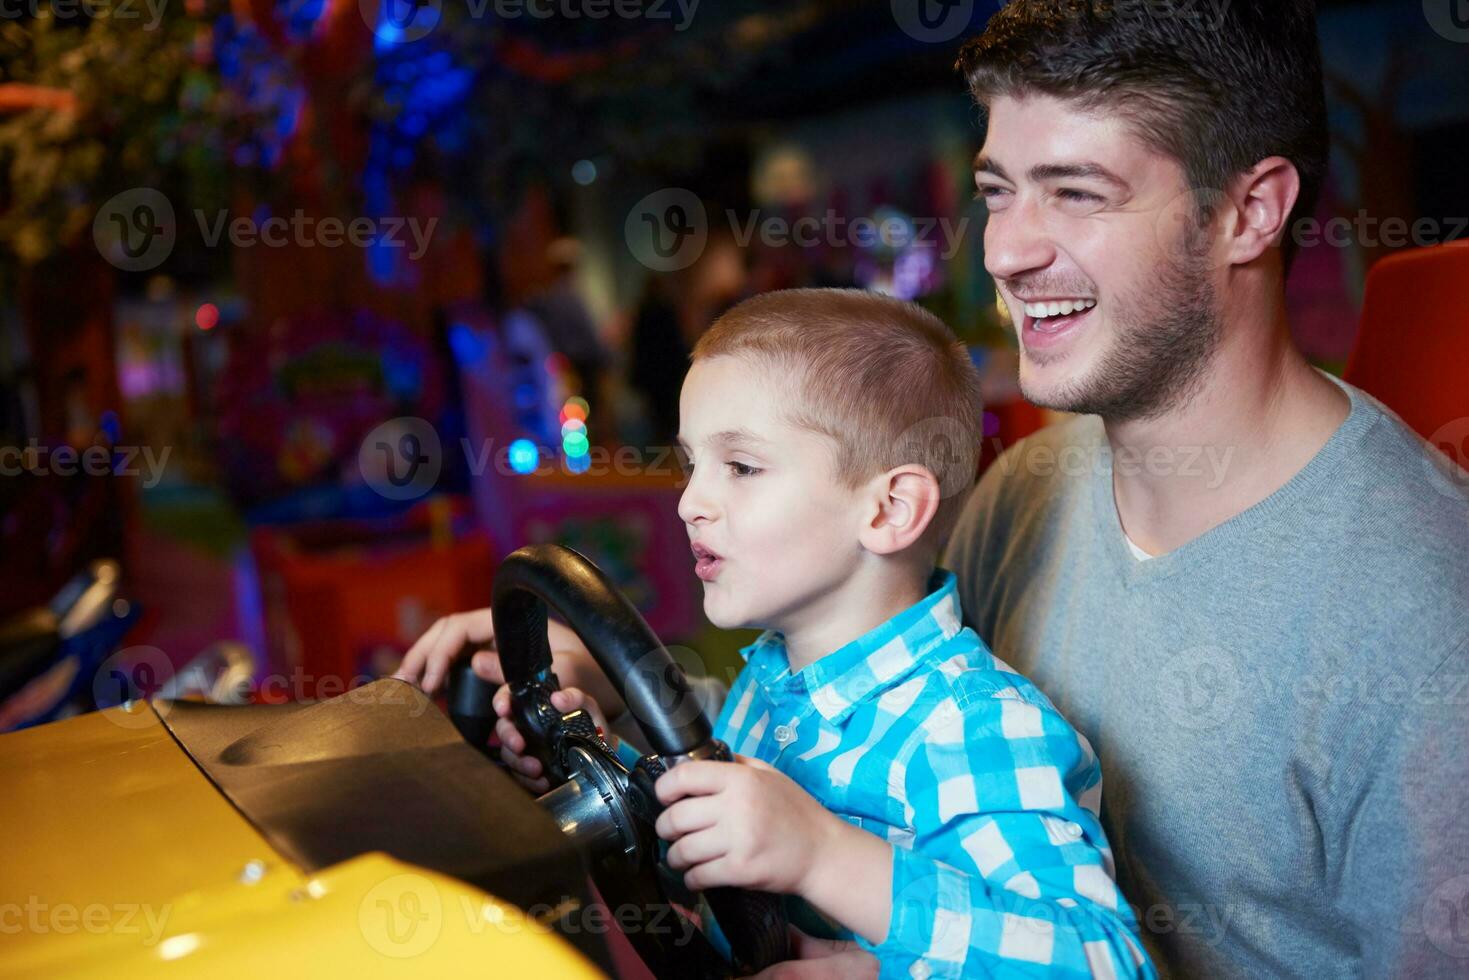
[976,93,1222,421]
[676,356,868,633]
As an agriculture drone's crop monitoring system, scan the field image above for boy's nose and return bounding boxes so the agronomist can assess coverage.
[677,474,718,526]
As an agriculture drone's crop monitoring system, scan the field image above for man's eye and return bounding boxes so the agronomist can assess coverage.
[726,461,759,477]
[1057,188,1103,204]
[975,184,1010,203]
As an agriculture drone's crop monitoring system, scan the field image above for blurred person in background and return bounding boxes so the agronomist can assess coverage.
[525,237,612,413]
[628,227,748,448]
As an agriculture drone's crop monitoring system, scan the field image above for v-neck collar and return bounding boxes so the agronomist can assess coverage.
[1091,372,1377,587]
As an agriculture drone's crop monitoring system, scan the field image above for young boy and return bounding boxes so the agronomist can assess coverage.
[402,289,1153,978]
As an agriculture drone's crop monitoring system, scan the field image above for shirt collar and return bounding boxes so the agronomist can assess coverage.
[737,569,965,725]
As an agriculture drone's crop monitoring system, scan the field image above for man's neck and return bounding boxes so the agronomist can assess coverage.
[780,558,931,673]
[1106,291,1350,556]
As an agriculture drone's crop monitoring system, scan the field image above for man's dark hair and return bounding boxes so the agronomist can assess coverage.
[957,0,1328,273]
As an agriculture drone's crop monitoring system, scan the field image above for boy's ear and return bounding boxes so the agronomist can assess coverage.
[858,465,942,556]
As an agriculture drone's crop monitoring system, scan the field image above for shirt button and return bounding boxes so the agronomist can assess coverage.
[773,724,795,745]
[910,960,932,980]
[1065,821,1084,840]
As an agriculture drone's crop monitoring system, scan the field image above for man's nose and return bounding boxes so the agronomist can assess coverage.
[983,194,1058,283]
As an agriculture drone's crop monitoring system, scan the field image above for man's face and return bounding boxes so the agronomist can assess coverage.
[976,94,1222,421]
[676,356,866,633]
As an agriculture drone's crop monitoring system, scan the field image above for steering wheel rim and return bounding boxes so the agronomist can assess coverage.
[450,543,788,978]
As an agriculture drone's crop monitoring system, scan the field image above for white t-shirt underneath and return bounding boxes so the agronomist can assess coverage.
[1124,532,1154,561]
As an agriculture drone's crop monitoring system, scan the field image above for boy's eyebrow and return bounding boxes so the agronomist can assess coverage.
[676,429,768,451]
[974,154,1130,191]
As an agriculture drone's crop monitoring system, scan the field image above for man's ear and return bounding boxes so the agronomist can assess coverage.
[1225,156,1301,266]
[858,465,942,556]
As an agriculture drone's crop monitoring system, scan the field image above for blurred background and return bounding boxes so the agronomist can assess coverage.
[2,0,1467,725]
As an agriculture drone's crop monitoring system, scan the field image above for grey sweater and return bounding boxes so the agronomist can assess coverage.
[943,377,1469,978]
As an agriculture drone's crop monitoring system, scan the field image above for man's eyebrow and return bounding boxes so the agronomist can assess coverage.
[973,154,1130,192]
[973,154,1010,181]
[1029,161,1131,190]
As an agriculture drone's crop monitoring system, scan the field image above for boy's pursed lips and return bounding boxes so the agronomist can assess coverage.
[690,540,724,582]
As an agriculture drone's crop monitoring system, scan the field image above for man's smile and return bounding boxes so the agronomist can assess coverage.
[1016,295,1099,352]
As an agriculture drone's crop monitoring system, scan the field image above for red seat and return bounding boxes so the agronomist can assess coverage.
[1343,240,1469,465]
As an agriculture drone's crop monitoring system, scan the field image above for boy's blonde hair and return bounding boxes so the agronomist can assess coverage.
[692,288,984,546]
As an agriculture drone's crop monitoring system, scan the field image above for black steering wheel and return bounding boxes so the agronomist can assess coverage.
[448,544,789,978]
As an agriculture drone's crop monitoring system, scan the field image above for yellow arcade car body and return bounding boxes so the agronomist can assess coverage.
[0,688,605,979]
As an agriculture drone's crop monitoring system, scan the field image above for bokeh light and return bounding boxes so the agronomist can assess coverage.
[508,438,539,474]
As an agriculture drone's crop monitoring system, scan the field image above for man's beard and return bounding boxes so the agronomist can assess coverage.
[1024,248,1223,423]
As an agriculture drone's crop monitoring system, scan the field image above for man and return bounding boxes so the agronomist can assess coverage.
[943,1,1469,976]
[402,3,1469,976]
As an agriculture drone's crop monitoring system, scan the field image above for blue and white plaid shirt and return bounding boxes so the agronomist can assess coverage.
[713,570,1154,979]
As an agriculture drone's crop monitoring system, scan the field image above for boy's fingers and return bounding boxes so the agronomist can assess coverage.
[512,773,550,795]
[498,742,542,778]
[454,608,498,645]
[654,760,732,805]
[401,609,499,693]
[654,796,721,840]
[550,687,612,734]
[471,650,505,684]
[425,615,475,692]
[665,828,725,872]
[395,616,447,684]
[681,856,734,893]
[494,717,526,755]
[492,685,511,718]
[734,753,775,772]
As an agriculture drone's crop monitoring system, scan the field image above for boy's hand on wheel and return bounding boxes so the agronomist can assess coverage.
[653,755,848,897]
[394,611,625,718]
[492,684,614,795]
[394,609,500,694]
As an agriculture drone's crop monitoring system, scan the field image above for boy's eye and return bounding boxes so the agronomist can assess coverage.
[726,461,759,478]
